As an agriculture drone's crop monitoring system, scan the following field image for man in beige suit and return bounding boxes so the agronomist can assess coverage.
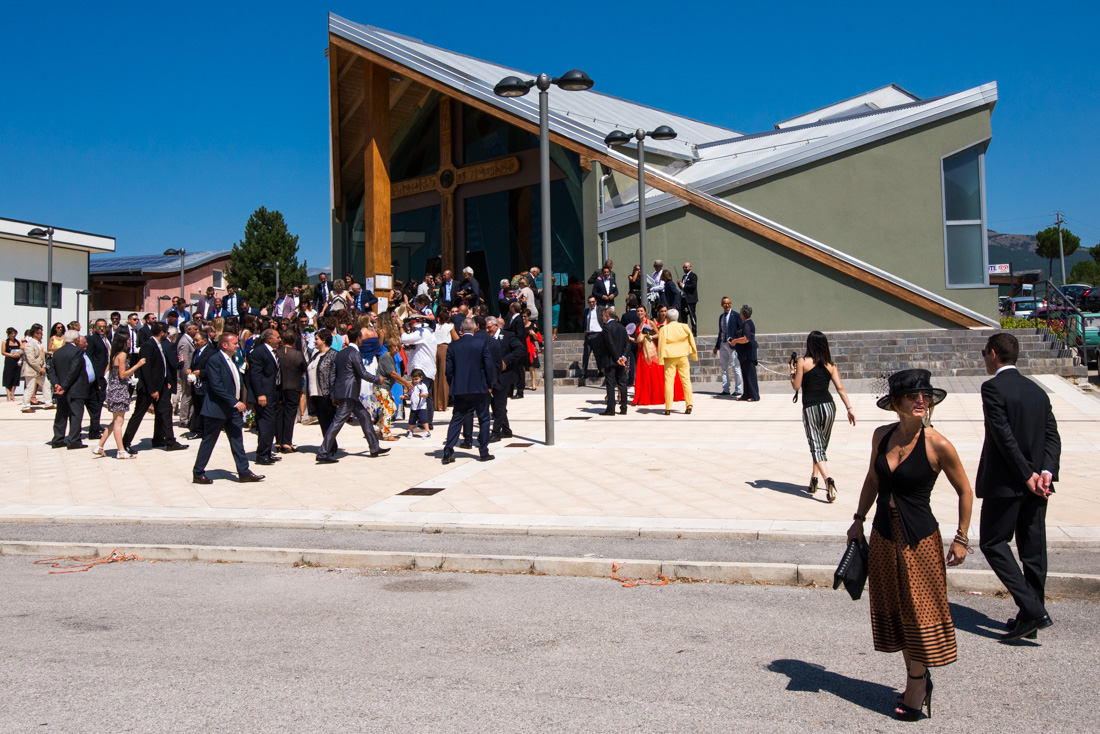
[20,324,47,412]
[657,309,697,415]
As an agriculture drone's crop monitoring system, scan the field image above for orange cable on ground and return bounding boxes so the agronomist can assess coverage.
[34,549,142,574]
[611,562,669,588]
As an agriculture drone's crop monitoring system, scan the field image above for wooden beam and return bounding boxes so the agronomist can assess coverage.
[328,32,986,328]
[389,77,412,109]
[340,90,364,128]
[328,45,343,222]
[362,59,392,298]
[337,52,358,82]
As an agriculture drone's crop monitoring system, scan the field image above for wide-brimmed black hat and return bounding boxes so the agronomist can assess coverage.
[876,369,947,410]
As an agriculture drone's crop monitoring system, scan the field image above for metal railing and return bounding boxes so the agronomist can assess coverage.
[1019,280,1091,367]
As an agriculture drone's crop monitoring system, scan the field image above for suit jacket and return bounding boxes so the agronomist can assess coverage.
[135,324,152,350]
[350,289,379,311]
[136,338,169,395]
[221,293,241,317]
[457,277,481,304]
[588,268,618,285]
[53,343,93,401]
[494,330,526,388]
[201,350,243,420]
[680,271,698,304]
[246,344,279,401]
[657,321,698,361]
[161,336,181,395]
[313,281,330,312]
[191,344,213,396]
[717,310,743,345]
[445,333,493,396]
[582,307,604,334]
[177,334,196,375]
[21,337,46,379]
[598,319,630,370]
[85,332,111,380]
[331,344,380,399]
[975,368,1061,498]
[277,346,307,391]
[591,276,618,305]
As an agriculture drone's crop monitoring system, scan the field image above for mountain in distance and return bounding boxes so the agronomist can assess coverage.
[987,230,1091,278]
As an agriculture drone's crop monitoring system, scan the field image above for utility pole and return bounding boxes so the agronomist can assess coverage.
[1054,211,1067,286]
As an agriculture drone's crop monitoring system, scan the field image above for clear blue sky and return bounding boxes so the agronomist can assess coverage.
[3,1,1098,266]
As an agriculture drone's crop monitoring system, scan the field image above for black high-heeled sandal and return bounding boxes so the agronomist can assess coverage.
[826,477,837,503]
[895,671,932,721]
[807,477,818,494]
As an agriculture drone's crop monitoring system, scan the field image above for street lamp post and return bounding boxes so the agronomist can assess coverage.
[76,289,90,329]
[494,69,594,447]
[163,248,187,302]
[603,126,677,308]
[27,227,56,335]
[157,295,172,320]
[261,262,281,305]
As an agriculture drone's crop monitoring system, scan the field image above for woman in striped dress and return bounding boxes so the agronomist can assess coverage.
[790,331,855,502]
[847,369,973,721]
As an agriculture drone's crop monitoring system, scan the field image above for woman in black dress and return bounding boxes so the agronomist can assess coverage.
[2,327,21,401]
[846,369,973,720]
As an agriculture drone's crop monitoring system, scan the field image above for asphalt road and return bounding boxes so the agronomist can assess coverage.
[1,556,1095,733]
[3,521,1099,574]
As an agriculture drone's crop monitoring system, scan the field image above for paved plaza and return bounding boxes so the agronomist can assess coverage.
[2,374,1098,544]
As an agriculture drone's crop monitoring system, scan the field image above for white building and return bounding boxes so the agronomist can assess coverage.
[0,217,115,331]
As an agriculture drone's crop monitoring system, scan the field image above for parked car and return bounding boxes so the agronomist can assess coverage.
[1003,297,1047,319]
[1060,283,1091,307]
[1080,287,1100,313]
[1067,312,1100,363]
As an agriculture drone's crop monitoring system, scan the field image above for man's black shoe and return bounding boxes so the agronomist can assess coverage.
[315,456,338,464]
[193,474,213,485]
[51,441,66,449]
[459,441,473,449]
[164,442,189,451]
[256,458,278,466]
[369,448,391,457]
[1005,616,1038,640]
[489,434,501,443]
[499,431,513,439]
[441,453,455,465]
[238,472,265,483]
[67,442,88,450]
[123,445,135,455]
[600,410,616,416]
[1001,614,1052,642]
[87,431,103,440]
[150,442,167,449]
[183,432,200,440]
[619,406,627,415]
[478,454,495,462]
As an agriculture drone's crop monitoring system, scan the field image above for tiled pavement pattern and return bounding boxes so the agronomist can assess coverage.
[1,373,1097,542]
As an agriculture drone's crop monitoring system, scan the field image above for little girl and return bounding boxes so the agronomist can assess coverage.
[406,369,431,439]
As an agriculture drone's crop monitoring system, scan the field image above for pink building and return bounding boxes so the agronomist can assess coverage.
[89,250,232,316]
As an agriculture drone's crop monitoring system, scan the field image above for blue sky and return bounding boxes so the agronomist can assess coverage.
[3,1,1098,267]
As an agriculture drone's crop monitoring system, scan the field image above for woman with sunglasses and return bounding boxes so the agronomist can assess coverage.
[847,369,973,721]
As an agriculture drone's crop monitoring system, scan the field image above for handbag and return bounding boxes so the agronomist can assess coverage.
[833,539,869,600]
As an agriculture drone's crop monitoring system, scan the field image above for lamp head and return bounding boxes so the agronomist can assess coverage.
[493,76,532,98]
[554,69,593,92]
[604,130,633,147]
[163,248,182,257]
[27,227,51,238]
[650,125,677,141]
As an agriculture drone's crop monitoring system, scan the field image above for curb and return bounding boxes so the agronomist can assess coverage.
[2,514,1098,549]
[4,541,1099,599]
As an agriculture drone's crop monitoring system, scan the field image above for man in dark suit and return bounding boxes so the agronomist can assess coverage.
[222,284,241,317]
[620,295,641,386]
[192,332,263,484]
[348,283,378,312]
[315,326,388,463]
[314,273,331,312]
[50,332,94,449]
[84,318,112,439]
[580,296,603,387]
[247,329,282,466]
[598,309,630,416]
[184,330,213,439]
[587,259,617,285]
[977,332,1061,642]
[276,331,307,452]
[486,316,524,441]
[677,262,699,335]
[135,313,155,350]
[457,267,481,306]
[442,318,494,464]
[713,296,743,397]
[123,322,187,453]
[591,266,618,314]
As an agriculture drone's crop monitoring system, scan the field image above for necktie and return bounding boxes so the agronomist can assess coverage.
[274,349,281,386]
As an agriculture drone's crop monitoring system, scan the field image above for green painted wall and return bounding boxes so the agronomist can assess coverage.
[604,108,997,334]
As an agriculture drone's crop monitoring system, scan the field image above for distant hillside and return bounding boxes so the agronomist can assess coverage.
[987,229,1091,278]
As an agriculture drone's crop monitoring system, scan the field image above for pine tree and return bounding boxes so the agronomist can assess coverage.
[1034,226,1080,279]
[226,207,308,308]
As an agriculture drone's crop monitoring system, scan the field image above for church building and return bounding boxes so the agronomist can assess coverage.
[327,14,999,333]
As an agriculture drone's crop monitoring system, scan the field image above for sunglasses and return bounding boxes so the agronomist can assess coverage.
[902,392,934,403]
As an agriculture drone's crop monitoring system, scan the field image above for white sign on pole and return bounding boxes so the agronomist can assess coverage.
[988,264,1011,275]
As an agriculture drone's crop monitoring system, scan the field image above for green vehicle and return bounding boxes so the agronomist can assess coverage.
[1068,312,1100,363]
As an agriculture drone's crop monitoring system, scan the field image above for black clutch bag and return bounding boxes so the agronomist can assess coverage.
[833,539,869,600]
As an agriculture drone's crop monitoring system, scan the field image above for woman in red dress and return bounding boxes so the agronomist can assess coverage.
[632,304,684,405]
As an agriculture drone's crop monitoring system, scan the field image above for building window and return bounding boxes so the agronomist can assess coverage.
[942,143,988,288]
[212,269,224,289]
[14,279,62,308]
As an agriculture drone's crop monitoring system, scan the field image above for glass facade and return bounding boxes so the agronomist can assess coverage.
[942,144,988,288]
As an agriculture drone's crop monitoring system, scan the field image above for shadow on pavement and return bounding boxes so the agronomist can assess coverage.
[948,602,1040,646]
[768,658,896,716]
[747,479,827,502]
